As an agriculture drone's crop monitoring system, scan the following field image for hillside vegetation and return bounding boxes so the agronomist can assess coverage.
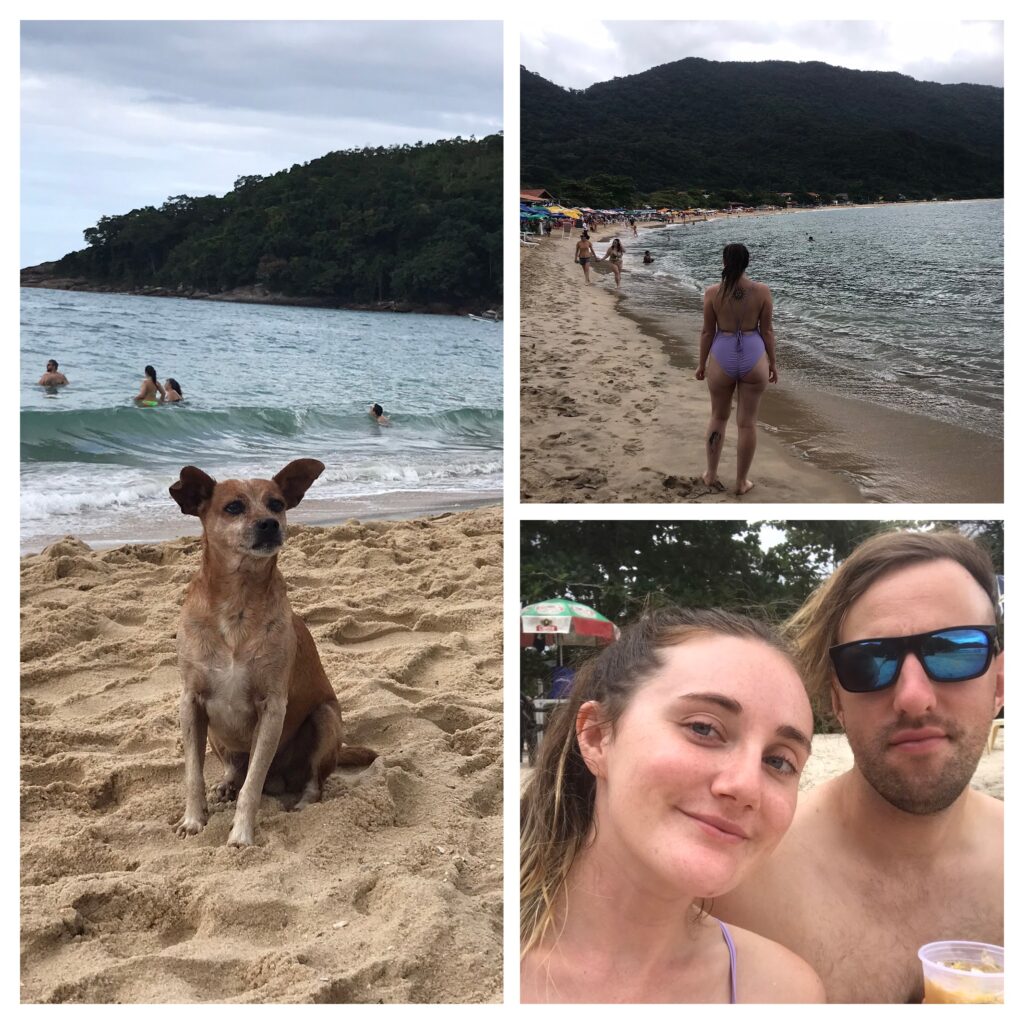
[30,134,502,310]
[521,60,1002,207]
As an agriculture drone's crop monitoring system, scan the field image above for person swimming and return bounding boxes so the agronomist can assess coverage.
[135,365,165,404]
[369,402,391,426]
[38,358,69,386]
[163,378,183,402]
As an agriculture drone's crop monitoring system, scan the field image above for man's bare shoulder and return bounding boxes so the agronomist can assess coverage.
[728,923,826,1003]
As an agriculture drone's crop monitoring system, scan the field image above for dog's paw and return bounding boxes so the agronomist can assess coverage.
[212,781,239,803]
[226,821,255,847]
[173,810,208,837]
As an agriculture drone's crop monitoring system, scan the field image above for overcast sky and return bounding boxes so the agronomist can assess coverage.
[20,21,502,267]
[521,20,1004,91]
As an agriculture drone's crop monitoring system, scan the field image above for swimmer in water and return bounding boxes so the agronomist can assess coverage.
[38,359,69,386]
[369,402,391,426]
[163,378,183,402]
[135,365,166,404]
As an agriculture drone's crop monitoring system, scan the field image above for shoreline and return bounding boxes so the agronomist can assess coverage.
[616,210,1002,502]
[19,276,501,319]
[21,493,502,557]
[520,233,863,503]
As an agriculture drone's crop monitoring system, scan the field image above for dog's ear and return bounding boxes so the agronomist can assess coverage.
[273,459,325,509]
[170,466,217,516]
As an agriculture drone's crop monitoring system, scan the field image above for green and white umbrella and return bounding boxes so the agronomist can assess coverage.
[520,599,619,649]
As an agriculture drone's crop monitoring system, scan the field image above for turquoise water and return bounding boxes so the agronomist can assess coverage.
[621,200,1003,439]
[21,289,502,551]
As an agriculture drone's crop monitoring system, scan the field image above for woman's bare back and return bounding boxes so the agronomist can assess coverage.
[712,276,769,332]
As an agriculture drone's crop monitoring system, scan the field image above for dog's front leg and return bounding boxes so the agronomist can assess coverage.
[227,694,286,847]
[174,690,209,836]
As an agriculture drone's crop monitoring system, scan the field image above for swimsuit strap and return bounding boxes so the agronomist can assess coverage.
[717,919,738,1004]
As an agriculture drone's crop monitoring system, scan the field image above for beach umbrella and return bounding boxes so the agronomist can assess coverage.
[520,599,619,648]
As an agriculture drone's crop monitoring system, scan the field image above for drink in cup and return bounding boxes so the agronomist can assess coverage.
[918,941,1004,1004]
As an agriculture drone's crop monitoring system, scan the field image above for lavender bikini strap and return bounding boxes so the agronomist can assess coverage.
[717,919,738,1004]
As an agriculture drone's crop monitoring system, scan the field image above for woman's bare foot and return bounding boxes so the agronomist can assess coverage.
[736,480,755,496]
[702,471,720,487]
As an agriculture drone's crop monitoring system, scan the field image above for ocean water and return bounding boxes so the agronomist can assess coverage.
[21,289,502,552]
[619,200,1003,440]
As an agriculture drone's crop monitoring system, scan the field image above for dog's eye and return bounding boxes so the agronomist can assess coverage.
[267,498,285,514]
[224,500,245,515]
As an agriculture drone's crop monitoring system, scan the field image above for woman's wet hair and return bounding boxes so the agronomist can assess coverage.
[372,403,384,417]
[167,378,182,397]
[720,243,751,300]
[144,365,157,383]
[520,605,796,955]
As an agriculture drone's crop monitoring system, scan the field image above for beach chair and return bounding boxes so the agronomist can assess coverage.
[986,718,1004,754]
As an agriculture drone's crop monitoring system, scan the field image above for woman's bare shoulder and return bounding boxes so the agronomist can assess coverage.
[728,923,825,1003]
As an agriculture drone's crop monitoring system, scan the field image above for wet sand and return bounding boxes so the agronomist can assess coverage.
[520,234,863,503]
[522,217,1001,503]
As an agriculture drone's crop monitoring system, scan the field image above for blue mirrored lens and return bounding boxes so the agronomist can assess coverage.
[922,628,991,681]
[838,642,899,691]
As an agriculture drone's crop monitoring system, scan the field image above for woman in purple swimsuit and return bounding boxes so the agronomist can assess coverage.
[520,608,825,1003]
[696,243,778,495]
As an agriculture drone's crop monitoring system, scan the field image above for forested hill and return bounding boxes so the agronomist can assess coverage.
[23,134,502,313]
[521,60,1002,204]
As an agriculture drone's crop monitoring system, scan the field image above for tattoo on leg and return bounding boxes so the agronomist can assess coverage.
[708,430,721,450]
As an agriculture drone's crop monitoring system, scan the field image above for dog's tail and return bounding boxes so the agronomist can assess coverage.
[338,743,378,767]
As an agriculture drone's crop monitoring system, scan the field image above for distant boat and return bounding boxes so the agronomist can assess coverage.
[468,310,502,323]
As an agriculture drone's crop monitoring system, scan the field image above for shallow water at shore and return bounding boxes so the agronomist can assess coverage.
[619,201,1003,442]
[607,202,1002,501]
[21,288,503,551]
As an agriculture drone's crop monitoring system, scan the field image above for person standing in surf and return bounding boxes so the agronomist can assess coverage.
[695,243,777,496]
[134,365,166,405]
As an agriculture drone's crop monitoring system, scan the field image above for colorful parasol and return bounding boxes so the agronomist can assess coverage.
[520,599,619,648]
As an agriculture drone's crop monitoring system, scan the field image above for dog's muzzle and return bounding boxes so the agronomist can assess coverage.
[250,518,283,551]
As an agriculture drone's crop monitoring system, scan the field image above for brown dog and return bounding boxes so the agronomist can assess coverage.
[169,458,376,847]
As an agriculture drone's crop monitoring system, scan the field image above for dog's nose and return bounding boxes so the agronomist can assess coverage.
[255,518,280,535]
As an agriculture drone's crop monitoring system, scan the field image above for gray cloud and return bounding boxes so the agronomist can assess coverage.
[21,21,502,266]
[523,20,1003,88]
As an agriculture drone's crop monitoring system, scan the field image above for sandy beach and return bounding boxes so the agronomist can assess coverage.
[21,506,502,1003]
[522,730,1004,801]
[520,233,863,503]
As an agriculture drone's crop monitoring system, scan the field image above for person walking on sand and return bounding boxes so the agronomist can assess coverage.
[600,238,625,288]
[574,232,597,284]
[521,607,825,1003]
[38,358,68,386]
[695,243,777,496]
[134,365,165,405]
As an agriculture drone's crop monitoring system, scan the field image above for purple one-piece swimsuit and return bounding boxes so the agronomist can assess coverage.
[710,326,766,380]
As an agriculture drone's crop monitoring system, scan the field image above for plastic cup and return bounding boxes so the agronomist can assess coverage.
[918,941,1004,1004]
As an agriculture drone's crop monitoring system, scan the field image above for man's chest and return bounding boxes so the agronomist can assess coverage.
[804,874,1002,1003]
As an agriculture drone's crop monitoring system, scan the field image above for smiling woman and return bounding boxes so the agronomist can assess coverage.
[520,607,825,1004]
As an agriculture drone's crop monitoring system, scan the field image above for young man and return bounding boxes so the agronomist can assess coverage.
[38,359,68,385]
[715,530,1003,1003]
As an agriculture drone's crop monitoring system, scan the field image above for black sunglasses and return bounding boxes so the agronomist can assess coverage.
[829,625,998,693]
